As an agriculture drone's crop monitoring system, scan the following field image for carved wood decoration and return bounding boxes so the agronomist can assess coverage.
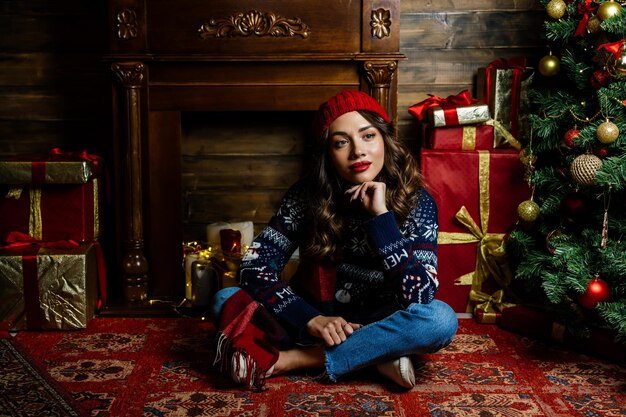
[116,8,138,40]
[364,60,397,117]
[370,8,391,39]
[198,10,310,39]
[107,0,404,310]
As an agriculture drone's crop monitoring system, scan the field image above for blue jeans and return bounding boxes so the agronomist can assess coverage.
[212,287,458,382]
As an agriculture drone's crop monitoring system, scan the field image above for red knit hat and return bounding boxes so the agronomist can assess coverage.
[312,90,391,139]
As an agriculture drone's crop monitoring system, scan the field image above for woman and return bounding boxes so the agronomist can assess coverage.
[213,90,458,390]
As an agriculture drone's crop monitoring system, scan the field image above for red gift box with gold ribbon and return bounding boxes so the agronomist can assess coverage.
[424,123,495,150]
[420,148,531,313]
[0,149,103,242]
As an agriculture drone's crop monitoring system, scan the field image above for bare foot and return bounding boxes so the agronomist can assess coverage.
[272,345,325,375]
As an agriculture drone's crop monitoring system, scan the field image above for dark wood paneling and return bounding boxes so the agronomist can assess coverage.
[146,0,361,54]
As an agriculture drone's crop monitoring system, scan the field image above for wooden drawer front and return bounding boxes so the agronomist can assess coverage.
[146,0,361,55]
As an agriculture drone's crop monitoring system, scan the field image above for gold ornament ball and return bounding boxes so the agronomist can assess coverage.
[519,148,537,166]
[545,229,565,255]
[614,54,626,75]
[517,200,540,222]
[587,15,602,33]
[546,0,567,19]
[597,1,622,21]
[570,154,603,185]
[539,54,560,76]
[596,120,619,144]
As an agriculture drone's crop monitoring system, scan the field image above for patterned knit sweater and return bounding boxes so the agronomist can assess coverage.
[237,180,439,340]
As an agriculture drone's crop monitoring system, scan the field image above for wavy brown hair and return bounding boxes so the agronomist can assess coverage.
[301,110,424,261]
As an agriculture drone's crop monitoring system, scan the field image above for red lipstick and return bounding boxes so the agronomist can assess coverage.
[349,161,371,172]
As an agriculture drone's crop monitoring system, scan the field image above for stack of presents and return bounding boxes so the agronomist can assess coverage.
[410,58,624,361]
[0,148,106,334]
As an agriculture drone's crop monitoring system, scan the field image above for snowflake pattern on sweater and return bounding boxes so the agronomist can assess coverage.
[238,180,439,336]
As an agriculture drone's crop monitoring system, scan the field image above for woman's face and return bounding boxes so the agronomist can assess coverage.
[327,111,385,184]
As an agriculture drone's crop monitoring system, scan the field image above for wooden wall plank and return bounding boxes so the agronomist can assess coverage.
[0,53,107,86]
[0,2,107,53]
[400,11,544,50]
[401,0,543,12]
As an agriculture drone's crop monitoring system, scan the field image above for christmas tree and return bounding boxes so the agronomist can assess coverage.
[506,0,626,342]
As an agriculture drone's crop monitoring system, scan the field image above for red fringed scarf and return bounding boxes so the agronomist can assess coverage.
[214,289,287,391]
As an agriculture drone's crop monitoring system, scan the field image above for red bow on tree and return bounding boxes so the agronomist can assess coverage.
[598,39,625,59]
[575,0,599,37]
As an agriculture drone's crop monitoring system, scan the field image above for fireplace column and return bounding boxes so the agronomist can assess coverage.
[363,60,398,120]
[111,61,149,303]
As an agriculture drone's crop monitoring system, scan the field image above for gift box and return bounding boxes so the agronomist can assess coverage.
[0,181,100,242]
[0,150,103,242]
[424,123,495,150]
[420,149,531,313]
[477,58,534,146]
[0,238,103,330]
[0,148,102,185]
[409,90,491,128]
[498,305,626,362]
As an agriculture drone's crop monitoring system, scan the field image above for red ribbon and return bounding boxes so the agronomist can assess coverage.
[1,231,107,326]
[47,147,111,205]
[2,232,79,328]
[484,58,527,137]
[598,40,625,59]
[408,90,476,124]
[575,0,598,37]
[24,148,104,185]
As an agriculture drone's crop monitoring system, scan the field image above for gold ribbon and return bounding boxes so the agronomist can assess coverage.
[437,151,514,312]
[26,181,99,241]
[469,289,515,323]
[29,187,42,240]
[484,119,521,150]
[93,179,99,238]
[462,126,477,150]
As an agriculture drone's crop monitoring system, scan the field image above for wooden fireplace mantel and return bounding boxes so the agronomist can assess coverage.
[106,0,405,308]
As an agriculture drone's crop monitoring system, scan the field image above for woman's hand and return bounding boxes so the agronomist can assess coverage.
[345,181,388,216]
[306,315,362,347]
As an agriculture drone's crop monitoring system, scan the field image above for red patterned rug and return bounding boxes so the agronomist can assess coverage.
[5,318,626,417]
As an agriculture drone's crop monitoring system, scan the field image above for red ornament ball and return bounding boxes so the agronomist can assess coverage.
[560,193,590,227]
[594,147,609,158]
[577,277,611,309]
[590,69,612,89]
[563,129,580,148]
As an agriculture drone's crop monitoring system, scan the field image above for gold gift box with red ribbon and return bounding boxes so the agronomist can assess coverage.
[420,148,531,313]
[0,237,105,330]
[0,149,103,242]
[477,58,534,146]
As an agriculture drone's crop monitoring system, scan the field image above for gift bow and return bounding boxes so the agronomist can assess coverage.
[1,230,79,250]
[408,89,476,122]
[575,0,598,37]
[48,147,103,170]
[598,40,625,59]
[484,119,522,150]
[436,151,515,312]
[469,289,515,324]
